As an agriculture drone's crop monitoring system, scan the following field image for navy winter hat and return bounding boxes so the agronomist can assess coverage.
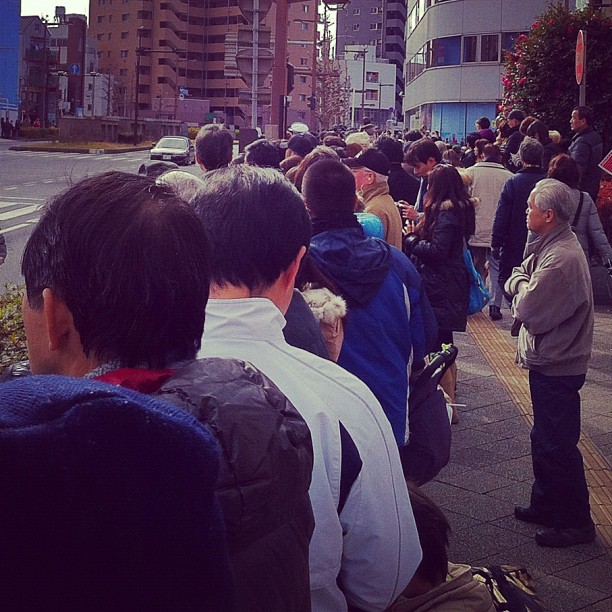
[0,375,234,611]
[288,132,318,157]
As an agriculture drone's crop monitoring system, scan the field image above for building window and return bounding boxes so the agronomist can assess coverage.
[502,31,522,52]
[119,68,127,76]
[121,31,129,39]
[97,33,104,40]
[463,36,477,63]
[431,36,461,67]
[107,33,112,40]
[122,14,129,21]
[301,22,308,31]
[366,71,379,83]
[370,23,381,30]
[352,8,360,15]
[300,57,308,66]
[120,49,128,58]
[97,15,104,23]
[481,34,499,62]
[365,90,378,101]
[303,4,308,12]
[299,75,307,84]
[108,15,112,22]
[352,24,360,31]
[299,94,306,101]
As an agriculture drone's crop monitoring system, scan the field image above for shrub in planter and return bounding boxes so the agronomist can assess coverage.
[0,284,28,374]
[19,126,59,140]
[596,178,612,244]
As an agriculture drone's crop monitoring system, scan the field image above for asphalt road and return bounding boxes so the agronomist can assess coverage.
[0,141,202,291]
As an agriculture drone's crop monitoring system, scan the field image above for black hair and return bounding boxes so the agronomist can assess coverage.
[195,124,234,170]
[418,164,475,241]
[476,116,490,129]
[482,143,502,163]
[22,172,210,368]
[302,158,356,220]
[407,483,451,585]
[547,154,580,190]
[405,138,442,166]
[573,105,593,126]
[474,138,489,159]
[192,165,311,293]
[466,132,480,148]
[526,119,550,144]
[375,135,404,164]
[244,139,281,169]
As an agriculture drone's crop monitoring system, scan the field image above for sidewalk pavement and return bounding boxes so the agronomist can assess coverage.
[422,301,612,611]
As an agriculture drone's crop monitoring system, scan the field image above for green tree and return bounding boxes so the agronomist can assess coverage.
[502,4,612,147]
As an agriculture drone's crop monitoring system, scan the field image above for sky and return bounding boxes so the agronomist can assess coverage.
[21,0,89,20]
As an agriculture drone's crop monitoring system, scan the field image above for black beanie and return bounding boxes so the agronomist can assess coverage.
[0,375,234,611]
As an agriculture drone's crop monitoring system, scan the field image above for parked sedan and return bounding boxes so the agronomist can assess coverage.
[150,136,195,166]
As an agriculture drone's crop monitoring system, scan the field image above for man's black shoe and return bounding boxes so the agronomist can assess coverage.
[514,505,555,527]
[489,305,502,321]
[535,525,596,548]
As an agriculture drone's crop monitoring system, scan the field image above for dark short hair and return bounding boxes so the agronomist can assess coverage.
[195,124,234,170]
[405,129,423,143]
[474,138,489,159]
[192,165,311,293]
[482,143,502,163]
[547,153,580,189]
[405,138,442,166]
[466,132,480,148]
[375,135,404,164]
[476,116,490,129]
[407,483,450,585]
[508,109,525,122]
[573,105,593,126]
[244,139,281,168]
[302,158,356,220]
[22,171,210,368]
[526,119,550,143]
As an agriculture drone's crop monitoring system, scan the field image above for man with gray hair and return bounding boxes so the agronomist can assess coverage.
[491,137,547,292]
[505,178,596,548]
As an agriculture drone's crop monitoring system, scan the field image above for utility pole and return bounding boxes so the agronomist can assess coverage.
[42,16,48,127]
[360,46,367,125]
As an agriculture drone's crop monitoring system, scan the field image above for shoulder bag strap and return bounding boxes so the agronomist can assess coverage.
[571,192,584,230]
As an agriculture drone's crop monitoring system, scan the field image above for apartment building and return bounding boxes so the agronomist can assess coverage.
[335,0,406,121]
[88,0,317,128]
[403,0,579,142]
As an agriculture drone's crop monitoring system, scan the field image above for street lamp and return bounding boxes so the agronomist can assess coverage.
[90,72,100,117]
[377,82,394,126]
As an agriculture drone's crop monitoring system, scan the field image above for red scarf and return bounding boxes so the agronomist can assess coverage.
[95,368,175,394]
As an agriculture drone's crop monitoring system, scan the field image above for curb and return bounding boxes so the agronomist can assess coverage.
[8,145,152,154]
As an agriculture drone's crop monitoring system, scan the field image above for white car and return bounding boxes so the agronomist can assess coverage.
[150,136,195,166]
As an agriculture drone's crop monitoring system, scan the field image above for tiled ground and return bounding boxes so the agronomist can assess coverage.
[422,301,612,611]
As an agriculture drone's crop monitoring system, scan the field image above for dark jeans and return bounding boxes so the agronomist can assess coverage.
[529,370,593,529]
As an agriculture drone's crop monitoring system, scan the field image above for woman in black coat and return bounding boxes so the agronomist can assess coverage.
[404,164,475,422]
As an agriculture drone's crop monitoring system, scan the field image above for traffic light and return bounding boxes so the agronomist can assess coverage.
[308,95,316,110]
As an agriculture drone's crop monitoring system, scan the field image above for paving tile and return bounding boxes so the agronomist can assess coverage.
[461,402,520,425]
[433,460,472,478]
[450,446,507,468]
[459,387,513,410]
[484,480,533,504]
[421,480,474,507]
[582,414,612,439]
[446,428,498,451]
[436,469,517,494]
[447,522,532,564]
[555,556,612,595]
[478,436,532,460]
[535,575,608,611]
[442,508,481,533]
[482,455,534,483]
[577,596,612,610]
[438,490,513,522]
[472,416,529,440]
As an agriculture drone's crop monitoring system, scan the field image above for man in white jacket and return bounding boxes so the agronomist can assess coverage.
[467,144,513,321]
[192,165,422,612]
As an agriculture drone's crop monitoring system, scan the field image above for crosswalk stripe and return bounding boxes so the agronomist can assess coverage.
[0,205,40,221]
[1,222,33,234]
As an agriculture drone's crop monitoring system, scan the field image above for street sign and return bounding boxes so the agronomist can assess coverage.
[69,63,80,75]
[575,30,585,86]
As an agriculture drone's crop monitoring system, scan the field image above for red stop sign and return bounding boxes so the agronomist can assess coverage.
[576,30,585,85]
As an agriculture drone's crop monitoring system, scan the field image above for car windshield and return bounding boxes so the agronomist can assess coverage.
[156,138,187,149]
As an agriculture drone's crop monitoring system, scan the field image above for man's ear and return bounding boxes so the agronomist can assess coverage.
[42,288,75,352]
[285,246,307,290]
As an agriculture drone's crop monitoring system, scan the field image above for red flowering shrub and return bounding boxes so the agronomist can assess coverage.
[596,178,612,243]
[502,4,612,148]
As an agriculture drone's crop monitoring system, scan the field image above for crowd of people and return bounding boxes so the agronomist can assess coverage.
[0,104,610,610]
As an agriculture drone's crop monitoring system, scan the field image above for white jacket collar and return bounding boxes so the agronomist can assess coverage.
[204,298,287,342]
